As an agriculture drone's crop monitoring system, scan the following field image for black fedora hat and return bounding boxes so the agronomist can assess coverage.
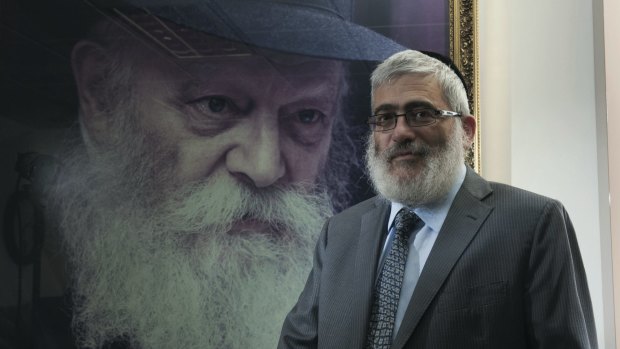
[1,0,405,128]
[90,0,406,61]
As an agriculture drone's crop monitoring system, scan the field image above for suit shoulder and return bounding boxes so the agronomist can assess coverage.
[487,181,564,210]
[331,196,384,221]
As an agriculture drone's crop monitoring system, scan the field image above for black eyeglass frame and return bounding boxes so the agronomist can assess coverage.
[367,108,462,132]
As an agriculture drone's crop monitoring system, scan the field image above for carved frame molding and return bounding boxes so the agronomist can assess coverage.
[450,0,480,172]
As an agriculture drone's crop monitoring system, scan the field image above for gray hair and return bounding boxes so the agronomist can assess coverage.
[370,50,470,115]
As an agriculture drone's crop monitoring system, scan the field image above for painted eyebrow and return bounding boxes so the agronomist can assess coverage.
[373,100,436,115]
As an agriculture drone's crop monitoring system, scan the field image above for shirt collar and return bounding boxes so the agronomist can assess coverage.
[388,163,466,233]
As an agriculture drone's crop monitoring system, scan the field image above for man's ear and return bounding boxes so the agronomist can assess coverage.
[461,114,477,146]
[71,40,114,146]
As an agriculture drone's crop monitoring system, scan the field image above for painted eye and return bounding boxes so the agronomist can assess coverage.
[191,96,232,114]
[184,95,242,136]
[297,109,324,124]
[282,109,331,147]
[206,97,227,112]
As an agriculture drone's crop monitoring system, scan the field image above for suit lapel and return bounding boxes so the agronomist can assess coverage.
[348,198,390,349]
[392,169,494,349]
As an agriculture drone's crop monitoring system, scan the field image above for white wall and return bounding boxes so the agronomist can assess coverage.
[479,0,612,347]
[600,0,620,343]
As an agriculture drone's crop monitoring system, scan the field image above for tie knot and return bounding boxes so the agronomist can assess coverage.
[394,208,419,235]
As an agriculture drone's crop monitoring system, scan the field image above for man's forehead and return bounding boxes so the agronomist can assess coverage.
[380,73,443,90]
[372,73,447,109]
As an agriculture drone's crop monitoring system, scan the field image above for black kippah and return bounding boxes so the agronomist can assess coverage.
[420,50,470,97]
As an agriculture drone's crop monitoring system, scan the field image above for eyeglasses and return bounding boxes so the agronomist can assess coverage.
[368,108,462,132]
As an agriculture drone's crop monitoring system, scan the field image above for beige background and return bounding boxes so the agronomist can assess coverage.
[478,0,619,347]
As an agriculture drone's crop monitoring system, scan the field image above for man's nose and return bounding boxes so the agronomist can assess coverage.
[391,116,417,143]
[225,123,285,188]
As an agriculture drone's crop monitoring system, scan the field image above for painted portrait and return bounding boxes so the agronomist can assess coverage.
[0,0,468,347]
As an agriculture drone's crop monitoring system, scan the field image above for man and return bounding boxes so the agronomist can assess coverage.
[278,50,597,348]
[2,0,405,348]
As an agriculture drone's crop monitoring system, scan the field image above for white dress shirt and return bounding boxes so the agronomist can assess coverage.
[380,163,467,338]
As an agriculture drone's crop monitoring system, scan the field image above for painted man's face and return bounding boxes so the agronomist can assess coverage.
[74,32,344,235]
[128,43,343,189]
[61,29,343,348]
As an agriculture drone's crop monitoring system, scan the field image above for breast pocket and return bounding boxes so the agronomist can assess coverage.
[436,281,507,313]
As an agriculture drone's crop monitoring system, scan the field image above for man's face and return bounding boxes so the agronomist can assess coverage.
[126,42,342,189]
[371,73,455,179]
[366,73,471,206]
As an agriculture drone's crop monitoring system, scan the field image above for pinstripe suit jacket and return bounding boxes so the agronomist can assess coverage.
[278,168,597,349]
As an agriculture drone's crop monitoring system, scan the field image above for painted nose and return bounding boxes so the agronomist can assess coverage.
[225,124,285,188]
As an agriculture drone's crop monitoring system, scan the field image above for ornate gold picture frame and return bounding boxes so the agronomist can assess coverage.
[450,0,480,171]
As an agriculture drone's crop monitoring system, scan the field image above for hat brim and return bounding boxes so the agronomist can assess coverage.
[118,0,406,61]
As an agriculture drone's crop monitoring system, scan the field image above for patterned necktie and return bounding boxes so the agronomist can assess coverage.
[366,208,420,349]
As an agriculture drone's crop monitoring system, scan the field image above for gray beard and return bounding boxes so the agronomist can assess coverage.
[365,122,465,207]
[52,132,331,349]
[49,60,334,348]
